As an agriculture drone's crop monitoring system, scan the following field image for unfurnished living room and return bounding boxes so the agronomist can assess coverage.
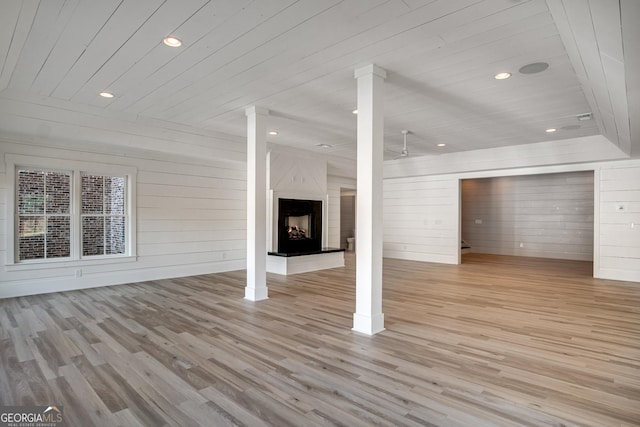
[1,1,639,426]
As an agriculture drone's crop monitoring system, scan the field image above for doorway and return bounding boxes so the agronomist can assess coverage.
[340,189,356,250]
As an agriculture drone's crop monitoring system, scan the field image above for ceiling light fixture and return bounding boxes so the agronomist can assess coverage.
[163,36,182,47]
[545,128,557,133]
[437,143,446,147]
[352,109,358,114]
[577,113,592,121]
[99,91,114,98]
[494,72,511,80]
[316,143,332,149]
[268,131,279,135]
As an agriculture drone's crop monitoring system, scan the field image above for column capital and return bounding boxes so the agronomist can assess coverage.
[354,64,387,80]
[245,106,270,117]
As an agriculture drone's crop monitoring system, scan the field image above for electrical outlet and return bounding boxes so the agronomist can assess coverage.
[519,242,524,248]
[75,269,82,278]
[475,219,483,224]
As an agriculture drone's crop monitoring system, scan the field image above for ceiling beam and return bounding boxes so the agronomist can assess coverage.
[621,0,640,157]
[547,0,631,155]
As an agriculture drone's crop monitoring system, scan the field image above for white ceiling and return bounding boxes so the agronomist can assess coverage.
[0,0,637,161]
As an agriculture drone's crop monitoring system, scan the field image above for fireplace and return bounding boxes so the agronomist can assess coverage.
[277,198,322,254]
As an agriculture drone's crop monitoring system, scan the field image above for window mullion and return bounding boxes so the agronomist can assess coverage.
[103,178,106,256]
[43,172,48,259]
[74,169,82,260]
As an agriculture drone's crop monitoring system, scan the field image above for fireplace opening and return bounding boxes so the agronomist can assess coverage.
[277,199,322,254]
[286,215,311,240]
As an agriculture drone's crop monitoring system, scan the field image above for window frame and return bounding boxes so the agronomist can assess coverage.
[6,154,137,270]
[17,168,73,261]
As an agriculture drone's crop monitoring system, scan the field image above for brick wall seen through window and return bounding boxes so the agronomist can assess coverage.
[17,170,71,260]
[81,175,126,256]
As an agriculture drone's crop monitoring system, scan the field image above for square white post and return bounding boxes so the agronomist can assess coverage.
[353,64,386,335]
[245,106,269,301]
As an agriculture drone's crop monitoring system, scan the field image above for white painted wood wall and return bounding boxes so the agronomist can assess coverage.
[382,153,640,283]
[597,163,640,282]
[383,176,459,264]
[0,137,246,298]
[461,172,594,261]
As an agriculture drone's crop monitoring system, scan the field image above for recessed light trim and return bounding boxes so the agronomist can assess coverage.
[163,36,182,47]
[268,131,279,136]
[545,128,557,133]
[99,91,114,98]
[316,143,332,149]
[494,72,511,80]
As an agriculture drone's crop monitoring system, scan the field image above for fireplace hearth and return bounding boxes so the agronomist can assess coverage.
[277,198,322,254]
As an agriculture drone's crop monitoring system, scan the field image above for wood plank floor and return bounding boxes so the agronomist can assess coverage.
[1,253,639,426]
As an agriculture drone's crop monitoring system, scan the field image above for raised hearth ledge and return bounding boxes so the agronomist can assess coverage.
[267,248,345,275]
[268,247,344,257]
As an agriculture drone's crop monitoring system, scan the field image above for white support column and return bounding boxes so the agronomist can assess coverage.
[245,106,269,301]
[353,64,386,335]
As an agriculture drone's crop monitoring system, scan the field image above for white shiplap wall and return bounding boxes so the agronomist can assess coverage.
[597,163,640,282]
[383,176,459,264]
[461,172,594,261]
[383,149,640,283]
[0,137,246,298]
[327,175,356,249]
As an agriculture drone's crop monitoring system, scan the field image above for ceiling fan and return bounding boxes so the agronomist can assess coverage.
[394,130,410,160]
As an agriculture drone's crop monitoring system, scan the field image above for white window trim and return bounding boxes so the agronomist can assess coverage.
[6,154,137,270]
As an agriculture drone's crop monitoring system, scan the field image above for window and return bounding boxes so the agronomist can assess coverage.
[81,174,126,256]
[8,155,136,266]
[17,170,71,260]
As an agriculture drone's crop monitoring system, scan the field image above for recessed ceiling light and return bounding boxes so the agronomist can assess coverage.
[99,91,114,98]
[352,109,358,114]
[163,36,182,47]
[494,72,511,80]
[545,128,557,133]
[268,131,279,135]
[316,143,332,149]
[519,62,549,74]
[436,143,446,147]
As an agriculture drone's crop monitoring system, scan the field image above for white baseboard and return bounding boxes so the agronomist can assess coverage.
[0,260,245,299]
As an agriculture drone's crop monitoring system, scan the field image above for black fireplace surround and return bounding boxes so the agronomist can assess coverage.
[277,198,322,254]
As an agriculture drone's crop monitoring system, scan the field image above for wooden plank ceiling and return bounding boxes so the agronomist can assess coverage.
[0,0,634,160]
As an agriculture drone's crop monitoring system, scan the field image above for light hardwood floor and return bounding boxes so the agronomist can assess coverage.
[1,253,639,426]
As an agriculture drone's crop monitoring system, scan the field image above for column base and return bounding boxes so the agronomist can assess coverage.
[244,286,269,301]
[352,312,385,335]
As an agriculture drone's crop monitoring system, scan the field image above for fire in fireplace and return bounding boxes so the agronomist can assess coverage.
[278,199,322,254]
[287,215,310,240]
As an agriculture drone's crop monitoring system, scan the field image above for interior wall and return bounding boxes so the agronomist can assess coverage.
[340,194,356,249]
[383,176,460,264]
[461,172,594,261]
[598,164,640,282]
[382,158,640,283]
[0,137,247,298]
